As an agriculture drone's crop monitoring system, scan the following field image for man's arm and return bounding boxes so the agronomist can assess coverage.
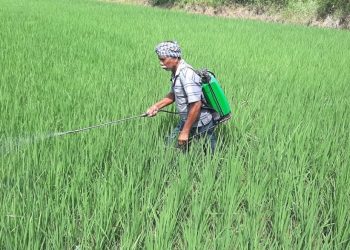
[146,92,175,116]
[178,100,202,144]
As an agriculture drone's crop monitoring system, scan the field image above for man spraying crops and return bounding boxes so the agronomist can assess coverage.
[146,41,217,153]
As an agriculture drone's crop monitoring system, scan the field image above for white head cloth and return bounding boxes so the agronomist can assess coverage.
[155,41,182,58]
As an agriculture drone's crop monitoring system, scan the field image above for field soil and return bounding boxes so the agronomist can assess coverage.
[103,0,350,29]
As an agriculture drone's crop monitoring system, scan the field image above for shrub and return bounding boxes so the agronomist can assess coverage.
[317,0,350,18]
[149,0,177,6]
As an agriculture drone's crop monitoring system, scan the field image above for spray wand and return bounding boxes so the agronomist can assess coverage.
[51,109,218,141]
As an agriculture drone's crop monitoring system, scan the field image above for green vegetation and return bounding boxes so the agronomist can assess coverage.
[150,0,349,23]
[317,0,350,18]
[1,0,350,248]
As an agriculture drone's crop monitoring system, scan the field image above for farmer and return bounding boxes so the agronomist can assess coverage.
[146,41,217,153]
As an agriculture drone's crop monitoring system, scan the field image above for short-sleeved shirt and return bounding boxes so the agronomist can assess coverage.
[170,60,212,127]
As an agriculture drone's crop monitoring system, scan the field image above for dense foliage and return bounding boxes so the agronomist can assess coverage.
[317,0,350,18]
[149,0,350,19]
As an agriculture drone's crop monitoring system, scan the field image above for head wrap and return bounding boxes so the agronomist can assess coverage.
[155,41,182,58]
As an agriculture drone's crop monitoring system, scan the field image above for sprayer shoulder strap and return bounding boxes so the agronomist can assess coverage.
[172,66,199,86]
[179,66,217,83]
[174,66,215,112]
[172,66,194,87]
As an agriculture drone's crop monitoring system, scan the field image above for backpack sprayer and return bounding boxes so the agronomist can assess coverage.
[196,69,231,124]
[50,68,231,140]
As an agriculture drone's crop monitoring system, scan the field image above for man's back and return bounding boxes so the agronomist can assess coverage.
[171,59,213,127]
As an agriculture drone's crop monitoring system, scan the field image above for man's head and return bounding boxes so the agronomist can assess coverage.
[155,41,181,72]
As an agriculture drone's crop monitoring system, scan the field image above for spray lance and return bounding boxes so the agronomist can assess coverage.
[48,109,222,141]
[39,70,232,140]
[50,111,165,137]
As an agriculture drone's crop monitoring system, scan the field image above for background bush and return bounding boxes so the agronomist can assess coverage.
[149,0,350,20]
[317,0,350,18]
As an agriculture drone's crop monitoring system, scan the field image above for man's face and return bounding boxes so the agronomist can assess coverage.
[158,56,179,71]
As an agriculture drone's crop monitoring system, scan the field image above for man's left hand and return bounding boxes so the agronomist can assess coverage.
[178,131,189,145]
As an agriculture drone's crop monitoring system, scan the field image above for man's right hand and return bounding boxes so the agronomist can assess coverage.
[146,105,159,117]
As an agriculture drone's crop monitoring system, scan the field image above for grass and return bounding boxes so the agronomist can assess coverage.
[1,0,350,248]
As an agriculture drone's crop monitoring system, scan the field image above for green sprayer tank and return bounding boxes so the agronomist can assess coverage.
[202,74,231,122]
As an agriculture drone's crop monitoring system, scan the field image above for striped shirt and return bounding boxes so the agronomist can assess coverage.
[170,60,212,127]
